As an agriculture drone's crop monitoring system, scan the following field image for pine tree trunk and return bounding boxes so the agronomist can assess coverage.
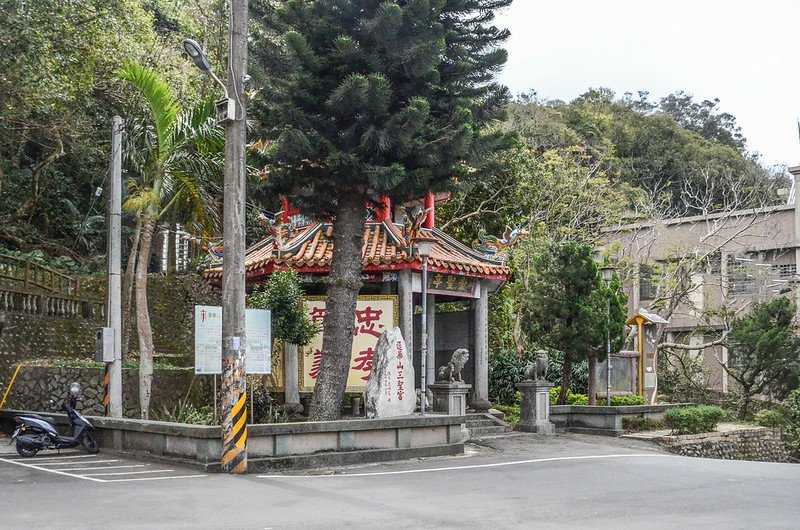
[136,215,156,419]
[121,216,143,361]
[558,357,572,405]
[308,193,365,421]
[587,354,597,405]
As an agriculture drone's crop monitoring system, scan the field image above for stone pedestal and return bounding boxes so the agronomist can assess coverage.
[517,380,555,435]
[429,383,472,415]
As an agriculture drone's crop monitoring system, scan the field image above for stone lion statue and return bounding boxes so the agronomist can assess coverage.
[436,348,469,383]
[523,350,549,382]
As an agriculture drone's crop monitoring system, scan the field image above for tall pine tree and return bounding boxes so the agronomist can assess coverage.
[251,0,512,419]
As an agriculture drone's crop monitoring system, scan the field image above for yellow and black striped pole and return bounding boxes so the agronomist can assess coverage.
[103,363,110,415]
[221,390,248,473]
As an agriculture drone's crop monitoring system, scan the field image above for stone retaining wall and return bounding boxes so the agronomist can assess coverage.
[657,427,789,463]
[3,366,212,418]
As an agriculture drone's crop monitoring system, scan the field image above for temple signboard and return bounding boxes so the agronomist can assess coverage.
[427,272,476,297]
[299,296,398,392]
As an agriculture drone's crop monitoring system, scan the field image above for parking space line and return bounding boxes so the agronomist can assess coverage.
[36,459,119,466]
[82,469,174,477]
[102,474,208,482]
[1,453,96,460]
[0,456,105,482]
[68,464,148,471]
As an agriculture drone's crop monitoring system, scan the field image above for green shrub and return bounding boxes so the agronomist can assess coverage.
[489,350,533,406]
[550,386,588,405]
[155,399,215,425]
[755,409,785,429]
[611,395,647,406]
[493,404,520,427]
[622,417,663,432]
[664,406,724,435]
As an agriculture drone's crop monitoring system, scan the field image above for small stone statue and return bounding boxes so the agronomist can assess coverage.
[523,350,549,382]
[436,348,469,383]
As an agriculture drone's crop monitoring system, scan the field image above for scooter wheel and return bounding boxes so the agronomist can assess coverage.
[82,433,100,454]
[16,441,38,458]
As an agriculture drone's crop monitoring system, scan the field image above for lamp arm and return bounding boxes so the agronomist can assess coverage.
[208,70,230,101]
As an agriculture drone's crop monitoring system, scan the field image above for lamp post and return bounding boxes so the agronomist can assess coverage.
[414,235,437,416]
[600,265,615,407]
[183,11,249,474]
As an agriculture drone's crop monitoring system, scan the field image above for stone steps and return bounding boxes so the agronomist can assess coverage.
[466,413,512,438]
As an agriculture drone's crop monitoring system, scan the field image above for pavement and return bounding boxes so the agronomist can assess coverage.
[1,431,799,529]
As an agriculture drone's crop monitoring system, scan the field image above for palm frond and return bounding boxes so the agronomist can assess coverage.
[119,62,180,161]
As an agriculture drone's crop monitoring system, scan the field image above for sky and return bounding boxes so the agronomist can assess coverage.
[493,0,800,168]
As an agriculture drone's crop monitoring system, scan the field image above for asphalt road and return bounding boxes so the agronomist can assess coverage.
[1,433,798,529]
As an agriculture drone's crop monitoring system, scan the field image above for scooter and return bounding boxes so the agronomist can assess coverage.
[10,382,99,457]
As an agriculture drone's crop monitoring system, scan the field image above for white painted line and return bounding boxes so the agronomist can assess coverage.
[36,459,119,466]
[68,464,148,471]
[0,456,105,482]
[258,453,678,479]
[102,474,208,482]
[2,454,97,461]
[82,469,174,477]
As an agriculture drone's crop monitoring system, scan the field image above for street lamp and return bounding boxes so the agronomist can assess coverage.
[182,39,236,124]
[414,234,437,416]
[600,265,615,407]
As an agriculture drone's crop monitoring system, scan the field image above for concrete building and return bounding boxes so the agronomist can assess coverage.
[603,168,800,393]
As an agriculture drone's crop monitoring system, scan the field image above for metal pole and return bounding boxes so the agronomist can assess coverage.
[220,0,249,474]
[107,116,123,418]
[420,255,428,416]
[606,296,611,407]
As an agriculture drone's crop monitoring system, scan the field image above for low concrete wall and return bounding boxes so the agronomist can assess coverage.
[655,427,789,463]
[550,404,690,436]
[0,410,465,472]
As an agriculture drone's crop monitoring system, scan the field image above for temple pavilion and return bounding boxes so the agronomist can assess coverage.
[204,193,509,411]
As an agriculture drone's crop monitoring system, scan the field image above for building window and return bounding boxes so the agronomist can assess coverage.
[727,256,771,296]
[639,264,659,301]
[773,263,797,280]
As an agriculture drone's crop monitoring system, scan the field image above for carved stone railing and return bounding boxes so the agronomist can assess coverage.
[0,287,104,321]
[0,254,80,297]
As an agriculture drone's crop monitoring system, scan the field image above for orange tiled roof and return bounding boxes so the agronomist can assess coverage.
[204,221,509,281]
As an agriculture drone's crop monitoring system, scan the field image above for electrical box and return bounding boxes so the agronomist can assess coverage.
[95,328,114,363]
[216,97,236,124]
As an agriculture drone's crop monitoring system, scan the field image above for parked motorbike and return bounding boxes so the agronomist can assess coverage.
[10,382,99,457]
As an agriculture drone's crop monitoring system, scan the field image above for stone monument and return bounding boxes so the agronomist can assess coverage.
[365,327,416,419]
[516,350,555,435]
[429,348,472,415]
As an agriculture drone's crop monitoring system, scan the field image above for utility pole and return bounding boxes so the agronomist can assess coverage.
[107,116,123,418]
[220,0,249,474]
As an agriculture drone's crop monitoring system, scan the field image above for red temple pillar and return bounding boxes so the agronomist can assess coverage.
[424,191,435,229]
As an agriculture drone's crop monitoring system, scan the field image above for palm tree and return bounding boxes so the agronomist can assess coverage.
[120,62,223,418]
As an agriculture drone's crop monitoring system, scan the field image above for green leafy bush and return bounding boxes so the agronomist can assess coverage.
[611,395,647,406]
[755,409,785,429]
[493,404,520,427]
[622,417,663,432]
[664,406,724,435]
[549,386,588,405]
[248,270,316,346]
[489,350,533,406]
[156,399,215,425]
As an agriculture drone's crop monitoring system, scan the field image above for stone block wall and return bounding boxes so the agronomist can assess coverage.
[4,366,213,418]
[657,427,789,463]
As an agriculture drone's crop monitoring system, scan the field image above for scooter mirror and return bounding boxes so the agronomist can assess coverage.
[69,382,81,399]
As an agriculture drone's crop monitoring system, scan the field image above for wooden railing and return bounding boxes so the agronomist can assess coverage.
[0,254,80,297]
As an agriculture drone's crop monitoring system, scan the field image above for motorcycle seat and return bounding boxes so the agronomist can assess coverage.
[25,414,58,425]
